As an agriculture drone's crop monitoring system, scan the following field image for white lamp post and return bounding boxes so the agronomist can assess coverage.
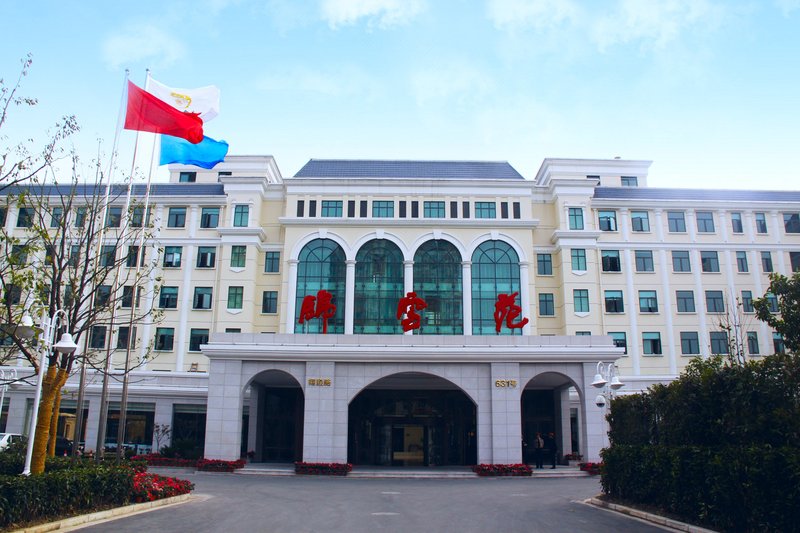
[19,309,77,476]
[592,361,624,448]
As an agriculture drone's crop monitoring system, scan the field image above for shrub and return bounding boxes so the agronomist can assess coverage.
[472,464,532,476]
[131,453,197,468]
[294,462,353,476]
[578,462,601,475]
[196,458,246,472]
[131,471,194,503]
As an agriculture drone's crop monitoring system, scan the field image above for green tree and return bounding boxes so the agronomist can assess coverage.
[753,272,800,353]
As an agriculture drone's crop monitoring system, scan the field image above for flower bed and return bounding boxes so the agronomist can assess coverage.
[131,453,197,468]
[294,462,353,476]
[564,453,583,461]
[579,462,602,475]
[472,464,532,477]
[196,458,246,472]
[132,471,194,503]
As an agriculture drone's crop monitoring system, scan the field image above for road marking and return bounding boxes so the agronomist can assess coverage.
[372,512,400,516]
[381,491,402,495]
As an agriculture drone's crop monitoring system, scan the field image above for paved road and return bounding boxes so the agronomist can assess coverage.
[80,470,665,533]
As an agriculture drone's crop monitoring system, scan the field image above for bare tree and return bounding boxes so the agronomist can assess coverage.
[712,297,755,366]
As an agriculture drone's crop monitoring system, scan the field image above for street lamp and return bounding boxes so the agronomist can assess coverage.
[18,309,77,476]
[592,361,624,447]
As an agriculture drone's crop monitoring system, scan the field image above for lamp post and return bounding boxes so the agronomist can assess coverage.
[592,361,624,449]
[19,310,77,476]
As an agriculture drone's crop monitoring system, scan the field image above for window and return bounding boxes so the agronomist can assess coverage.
[0,207,6,226]
[159,286,178,309]
[106,206,122,228]
[360,201,368,217]
[700,251,720,272]
[573,289,589,313]
[372,201,394,218]
[10,245,28,266]
[680,332,700,355]
[411,201,419,218]
[3,285,21,305]
[155,328,175,351]
[126,246,139,268]
[741,290,754,313]
[197,247,216,268]
[676,290,695,313]
[89,326,107,349]
[116,326,136,350]
[322,201,342,217]
[348,200,356,218]
[227,286,243,310]
[193,287,213,310]
[737,251,749,273]
[568,207,584,230]
[261,291,278,313]
[163,246,182,268]
[539,293,555,316]
[639,290,658,313]
[755,212,767,234]
[50,207,63,228]
[121,286,141,309]
[462,202,470,218]
[604,290,624,313]
[475,202,496,219]
[501,202,510,219]
[598,210,617,231]
[308,200,317,218]
[130,206,146,228]
[179,171,196,183]
[100,245,116,267]
[200,207,219,228]
[706,290,725,313]
[167,207,186,228]
[571,249,587,271]
[773,332,785,353]
[710,331,729,354]
[766,293,779,313]
[601,250,621,272]
[784,213,800,233]
[230,245,246,268]
[621,176,638,187]
[95,285,111,307]
[449,201,457,218]
[696,211,715,232]
[672,250,691,272]
[68,245,80,268]
[225,328,241,333]
[635,250,654,272]
[218,171,232,177]
[667,211,686,233]
[643,332,662,355]
[761,251,773,273]
[747,332,760,355]
[791,252,800,273]
[537,253,552,275]
[233,205,249,227]
[513,202,521,219]
[265,251,280,273]
[16,207,33,228]
[297,200,305,217]
[609,332,627,354]
[631,211,650,232]
[424,201,445,218]
[74,207,86,228]
[189,329,209,352]
[731,212,743,233]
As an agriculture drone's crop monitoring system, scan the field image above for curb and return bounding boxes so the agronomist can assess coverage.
[584,496,718,533]
[12,493,198,533]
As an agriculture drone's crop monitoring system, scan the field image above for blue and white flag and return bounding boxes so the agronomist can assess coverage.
[160,134,229,169]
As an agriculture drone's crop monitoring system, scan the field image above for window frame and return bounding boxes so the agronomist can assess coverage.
[571,248,587,271]
[676,290,695,313]
[598,210,617,231]
[193,287,213,310]
[667,211,686,233]
[200,207,220,228]
[672,250,691,272]
[538,293,555,316]
[155,327,175,351]
[635,250,654,272]
[642,332,662,355]
[639,290,658,313]
[474,202,496,219]
[233,204,249,227]
[705,290,725,313]
[227,286,244,310]
[261,290,278,314]
[630,210,650,232]
[568,207,584,230]
[230,245,247,268]
[700,251,720,273]
[536,253,553,276]
[423,201,446,219]
[573,289,589,313]
[167,207,187,228]
[372,201,394,218]
[604,290,624,313]
[197,246,216,269]
[680,332,700,355]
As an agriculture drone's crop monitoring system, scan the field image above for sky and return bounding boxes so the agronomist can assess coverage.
[2,0,799,189]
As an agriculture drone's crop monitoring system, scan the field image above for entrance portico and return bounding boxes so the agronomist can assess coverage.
[202,333,620,464]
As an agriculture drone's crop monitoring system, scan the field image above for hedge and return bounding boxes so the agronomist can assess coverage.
[602,445,800,531]
[294,462,353,476]
[0,465,134,529]
[472,464,532,476]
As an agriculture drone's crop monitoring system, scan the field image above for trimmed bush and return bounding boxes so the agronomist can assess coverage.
[294,462,353,476]
[196,458,246,472]
[131,471,194,503]
[472,464,532,476]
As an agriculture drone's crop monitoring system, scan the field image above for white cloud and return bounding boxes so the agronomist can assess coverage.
[102,24,186,70]
[411,63,495,105]
[257,65,381,98]
[320,0,427,29]
[486,0,580,32]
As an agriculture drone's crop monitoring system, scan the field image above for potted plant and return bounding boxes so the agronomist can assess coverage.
[564,453,583,466]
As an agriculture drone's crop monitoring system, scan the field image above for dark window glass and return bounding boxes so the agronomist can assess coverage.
[265,251,280,273]
[261,291,278,314]
[167,207,186,228]
[471,241,522,335]
[354,240,404,334]
[189,329,209,352]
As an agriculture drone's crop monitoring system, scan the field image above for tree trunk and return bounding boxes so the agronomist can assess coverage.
[46,369,70,456]
[30,366,59,474]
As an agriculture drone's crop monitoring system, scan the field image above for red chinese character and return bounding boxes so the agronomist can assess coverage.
[494,292,529,333]
[297,290,337,333]
[397,291,427,332]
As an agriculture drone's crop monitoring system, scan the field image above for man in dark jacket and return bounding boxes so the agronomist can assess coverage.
[544,432,557,469]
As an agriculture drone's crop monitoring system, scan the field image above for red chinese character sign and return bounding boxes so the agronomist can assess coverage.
[494,292,529,333]
[298,289,337,334]
[397,291,427,332]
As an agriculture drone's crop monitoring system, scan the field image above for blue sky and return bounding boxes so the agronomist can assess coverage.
[2,0,799,188]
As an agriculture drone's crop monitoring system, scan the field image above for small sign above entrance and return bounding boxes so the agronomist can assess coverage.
[308,378,332,386]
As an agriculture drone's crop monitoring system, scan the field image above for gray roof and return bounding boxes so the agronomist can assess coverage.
[294,160,525,180]
[2,183,225,197]
[594,187,800,203]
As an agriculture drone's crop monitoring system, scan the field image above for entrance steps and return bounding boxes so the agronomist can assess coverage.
[235,464,590,479]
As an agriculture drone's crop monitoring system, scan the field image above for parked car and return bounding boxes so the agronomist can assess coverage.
[0,433,24,451]
[54,436,73,456]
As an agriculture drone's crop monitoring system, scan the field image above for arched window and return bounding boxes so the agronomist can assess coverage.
[294,239,346,333]
[354,240,404,334]
[413,240,462,334]
[472,240,523,335]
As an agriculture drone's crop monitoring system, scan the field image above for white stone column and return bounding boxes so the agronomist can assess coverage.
[286,259,299,334]
[462,261,472,335]
[622,249,641,375]
[345,260,356,334]
[489,362,522,464]
[248,385,260,460]
[403,260,414,294]
[559,388,572,455]
[84,396,101,455]
[204,359,243,460]
[519,261,531,335]
[582,363,606,462]
[152,398,174,450]
[302,362,347,463]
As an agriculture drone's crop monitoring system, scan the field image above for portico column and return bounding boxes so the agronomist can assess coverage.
[582,362,605,462]
[490,362,522,464]
[403,260,414,294]
[345,259,356,334]
[286,259,299,334]
[462,261,472,335]
[519,261,531,335]
[302,361,347,463]
[204,359,243,460]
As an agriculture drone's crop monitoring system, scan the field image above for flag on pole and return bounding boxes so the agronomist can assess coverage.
[160,135,229,169]
[124,81,204,143]
[148,78,220,122]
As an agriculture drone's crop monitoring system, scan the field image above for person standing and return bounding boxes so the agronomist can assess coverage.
[532,432,545,469]
[544,432,557,469]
